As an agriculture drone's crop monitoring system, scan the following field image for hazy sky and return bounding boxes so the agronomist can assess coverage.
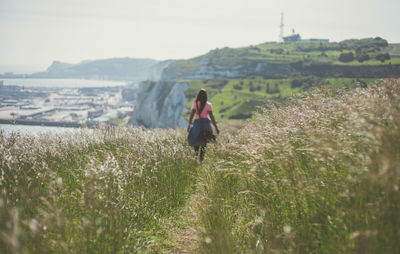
[1,0,399,73]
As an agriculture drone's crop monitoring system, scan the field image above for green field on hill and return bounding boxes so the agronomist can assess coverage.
[180,77,376,121]
[165,38,399,116]
[176,38,400,70]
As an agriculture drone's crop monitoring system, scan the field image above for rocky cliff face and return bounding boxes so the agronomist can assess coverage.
[162,60,296,80]
[161,59,400,80]
[127,81,188,128]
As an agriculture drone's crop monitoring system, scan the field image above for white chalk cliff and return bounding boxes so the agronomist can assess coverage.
[129,81,188,128]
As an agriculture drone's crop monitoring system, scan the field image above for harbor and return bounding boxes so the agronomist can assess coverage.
[0,79,135,128]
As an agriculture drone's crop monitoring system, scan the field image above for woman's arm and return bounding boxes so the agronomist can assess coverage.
[208,111,220,134]
[187,109,196,133]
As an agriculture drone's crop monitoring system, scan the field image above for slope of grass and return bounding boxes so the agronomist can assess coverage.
[0,127,198,253]
[180,77,376,121]
[193,79,400,253]
[172,38,397,72]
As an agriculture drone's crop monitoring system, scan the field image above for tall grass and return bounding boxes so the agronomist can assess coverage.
[196,79,400,253]
[1,79,399,253]
[0,127,198,253]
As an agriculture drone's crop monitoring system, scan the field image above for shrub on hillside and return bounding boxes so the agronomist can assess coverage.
[338,52,355,62]
[291,76,321,89]
[356,53,371,62]
[209,79,229,89]
[249,81,254,92]
[270,48,284,54]
[250,46,261,51]
[266,83,280,94]
[375,53,391,62]
[341,37,388,51]
[233,84,243,90]
[228,113,252,119]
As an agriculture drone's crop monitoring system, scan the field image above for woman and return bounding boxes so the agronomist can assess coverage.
[187,88,219,162]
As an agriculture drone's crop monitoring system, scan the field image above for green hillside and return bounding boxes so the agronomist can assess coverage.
[166,38,400,122]
[180,37,400,68]
[162,38,400,83]
[180,77,376,121]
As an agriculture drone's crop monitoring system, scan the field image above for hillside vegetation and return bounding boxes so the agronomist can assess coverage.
[1,79,399,253]
[165,38,400,123]
[181,77,375,121]
[162,38,400,81]
[193,78,400,253]
[176,37,399,69]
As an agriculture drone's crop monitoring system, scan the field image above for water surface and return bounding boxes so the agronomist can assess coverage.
[1,78,126,88]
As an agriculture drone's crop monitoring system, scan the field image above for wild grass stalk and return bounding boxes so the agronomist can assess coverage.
[196,79,400,253]
[0,127,198,253]
[1,79,399,253]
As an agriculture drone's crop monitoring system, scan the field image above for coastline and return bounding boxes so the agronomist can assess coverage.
[0,118,96,128]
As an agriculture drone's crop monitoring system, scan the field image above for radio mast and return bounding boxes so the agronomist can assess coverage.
[279,11,284,42]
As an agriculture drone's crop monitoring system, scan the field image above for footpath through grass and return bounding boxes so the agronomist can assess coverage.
[1,79,400,253]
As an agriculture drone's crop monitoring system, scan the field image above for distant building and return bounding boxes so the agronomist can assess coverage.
[279,15,329,43]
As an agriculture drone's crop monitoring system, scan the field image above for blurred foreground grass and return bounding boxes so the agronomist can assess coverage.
[1,79,400,253]
[0,127,198,253]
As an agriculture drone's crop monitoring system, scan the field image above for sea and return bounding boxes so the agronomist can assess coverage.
[0,78,126,88]
[0,78,127,135]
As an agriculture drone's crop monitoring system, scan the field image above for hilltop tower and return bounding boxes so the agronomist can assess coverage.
[279,11,284,42]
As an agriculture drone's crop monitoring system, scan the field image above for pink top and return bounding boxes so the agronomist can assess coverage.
[192,101,212,119]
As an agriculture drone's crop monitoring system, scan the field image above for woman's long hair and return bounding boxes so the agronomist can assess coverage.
[195,89,207,115]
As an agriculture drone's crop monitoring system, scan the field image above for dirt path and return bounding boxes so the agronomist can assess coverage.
[169,207,198,253]
[168,192,200,254]
[168,160,212,254]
